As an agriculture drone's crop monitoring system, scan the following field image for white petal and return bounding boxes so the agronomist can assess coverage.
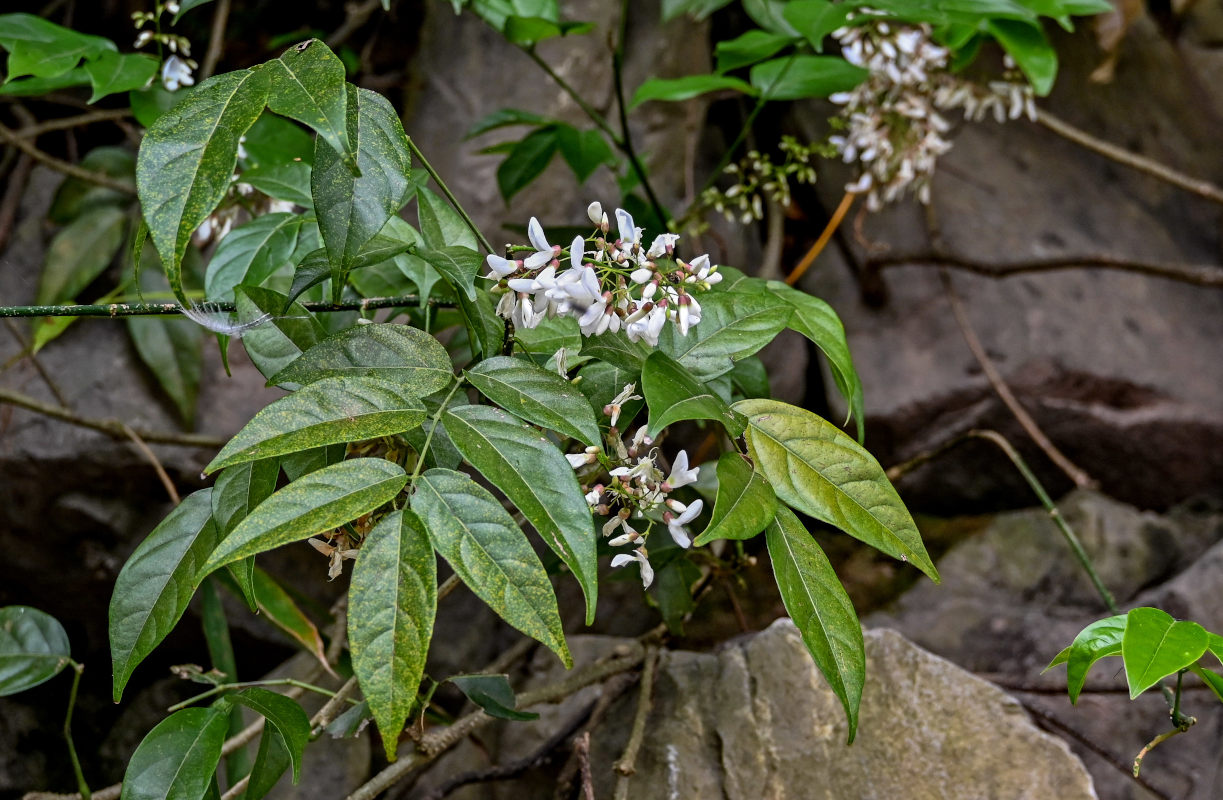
[630,267,652,284]
[615,208,636,243]
[570,235,585,269]
[565,453,588,468]
[610,554,636,568]
[587,201,603,226]
[524,250,552,269]
[528,217,550,253]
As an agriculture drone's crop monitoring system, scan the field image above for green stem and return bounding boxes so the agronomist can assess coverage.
[64,661,91,800]
[406,138,495,256]
[612,0,668,228]
[409,379,463,486]
[0,294,442,319]
[167,678,344,712]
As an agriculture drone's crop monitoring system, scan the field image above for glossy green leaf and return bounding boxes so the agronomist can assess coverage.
[735,399,938,581]
[444,405,598,624]
[465,356,601,446]
[251,567,328,669]
[1207,631,1223,666]
[514,314,582,364]
[129,84,187,128]
[692,451,778,546]
[173,0,218,22]
[576,360,643,429]
[242,109,315,165]
[728,355,770,399]
[413,469,571,666]
[556,125,613,184]
[454,288,504,361]
[0,67,91,96]
[204,213,307,301]
[36,205,127,304]
[448,673,538,721]
[83,51,158,102]
[349,510,436,761]
[742,0,801,35]
[419,246,482,302]
[212,458,279,609]
[236,285,327,382]
[1190,664,1223,705]
[715,30,794,73]
[202,458,407,573]
[579,331,652,372]
[1055,614,1125,704]
[0,14,115,80]
[653,557,701,634]
[630,74,755,107]
[416,186,478,251]
[312,85,412,298]
[766,280,864,441]
[246,724,291,800]
[495,126,558,202]
[782,0,852,51]
[1122,607,1208,699]
[229,688,310,782]
[284,235,414,306]
[641,351,743,438]
[262,40,355,172]
[987,19,1057,96]
[120,705,229,800]
[0,606,71,697]
[766,507,864,743]
[659,291,792,380]
[281,443,346,481]
[206,377,426,472]
[137,69,269,301]
[750,55,867,100]
[110,489,218,702]
[268,323,451,396]
[241,161,313,207]
[466,107,553,140]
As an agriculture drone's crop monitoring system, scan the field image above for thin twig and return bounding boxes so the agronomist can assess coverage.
[436,573,461,603]
[3,318,72,407]
[553,672,640,800]
[311,676,360,735]
[576,732,595,800]
[199,0,231,80]
[324,597,348,666]
[786,191,856,286]
[612,646,657,797]
[0,386,227,448]
[219,775,248,800]
[1035,109,1223,206]
[0,123,136,195]
[405,138,494,255]
[865,251,1223,289]
[10,110,132,139]
[939,268,1096,490]
[0,294,436,319]
[326,0,384,48]
[1133,722,1194,777]
[121,422,181,504]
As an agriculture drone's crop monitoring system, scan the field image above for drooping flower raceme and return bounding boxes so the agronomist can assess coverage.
[487,204,721,347]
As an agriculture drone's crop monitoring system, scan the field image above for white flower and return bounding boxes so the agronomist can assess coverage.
[604,382,641,428]
[609,455,655,482]
[665,450,699,489]
[611,548,654,588]
[566,446,601,469]
[486,254,520,277]
[615,208,641,250]
[630,267,653,284]
[587,201,603,226]
[584,484,604,506]
[646,233,679,259]
[665,499,703,548]
[161,55,194,91]
[577,292,612,336]
[527,217,558,267]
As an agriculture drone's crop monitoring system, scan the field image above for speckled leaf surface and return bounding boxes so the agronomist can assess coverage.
[119,705,229,800]
[269,322,451,393]
[692,450,777,546]
[261,39,355,173]
[641,350,743,438]
[413,469,571,666]
[110,489,218,701]
[311,85,411,296]
[465,356,600,447]
[202,458,407,573]
[236,285,327,383]
[349,510,436,761]
[659,291,792,380]
[766,506,864,743]
[137,69,269,301]
[206,376,426,472]
[734,398,938,582]
[443,405,598,624]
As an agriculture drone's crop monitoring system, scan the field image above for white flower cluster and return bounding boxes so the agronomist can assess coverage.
[487,203,721,347]
[567,389,704,588]
[829,12,1036,210]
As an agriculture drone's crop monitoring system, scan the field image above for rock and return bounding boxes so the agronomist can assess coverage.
[412,622,1098,799]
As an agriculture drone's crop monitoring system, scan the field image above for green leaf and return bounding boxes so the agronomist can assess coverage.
[782,0,853,51]
[48,146,134,224]
[734,399,938,582]
[465,356,601,446]
[444,404,598,624]
[743,0,801,35]
[137,69,270,302]
[1059,614,1125,704]
[0,606,71,697]
[1190,664,1223,705]
[246,724,291,800]
[1207,631,1223,667]
[641,350,744,439]
[281,443,346,481]
[36,205,127,304]
[242,110,315,166]
[580,332,652,372]
[202,458,407,574]
[630,74,756,107]
[766,507,864,743]
[659,291,792,380]
[229,688,310,782]
[554,125,613,184]
[496,126,559,203]
[173,0,218,23]
[413,469,571,666]
[576,360,643,428]
[206,377,425,472]
[454,288,505,362]
[750,55,868,100]
[284,235,413,306]
[652,557,701,634]
[1122,607,1208,699]
[349,510,436,761]
[212,458,279,609]
[110,489,218,702]
[766,281,864,441]
[419,246,482,302]
[987,19,1057,96]
[448,673,538,721]
[416,186,477,251]
[236,285,327,383]
[262,39,356,173]
[0,14,115,81]
[268,322,451,395]
[502,15,592,44]
[515,314,582,364]
[129,85,188,128]
[120,705,229,800]
[205,213,307,301]
[466,107,553,140]
[728,355,770,399]
[241,161,314,207]
[83,51,158,102]
[126,313,205,427]
[311,85,412,298]
[251,567,328,669]
[0,67,91,96]
[661,0,735,21]
[692,451,779,546]
[715,30,795,73]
